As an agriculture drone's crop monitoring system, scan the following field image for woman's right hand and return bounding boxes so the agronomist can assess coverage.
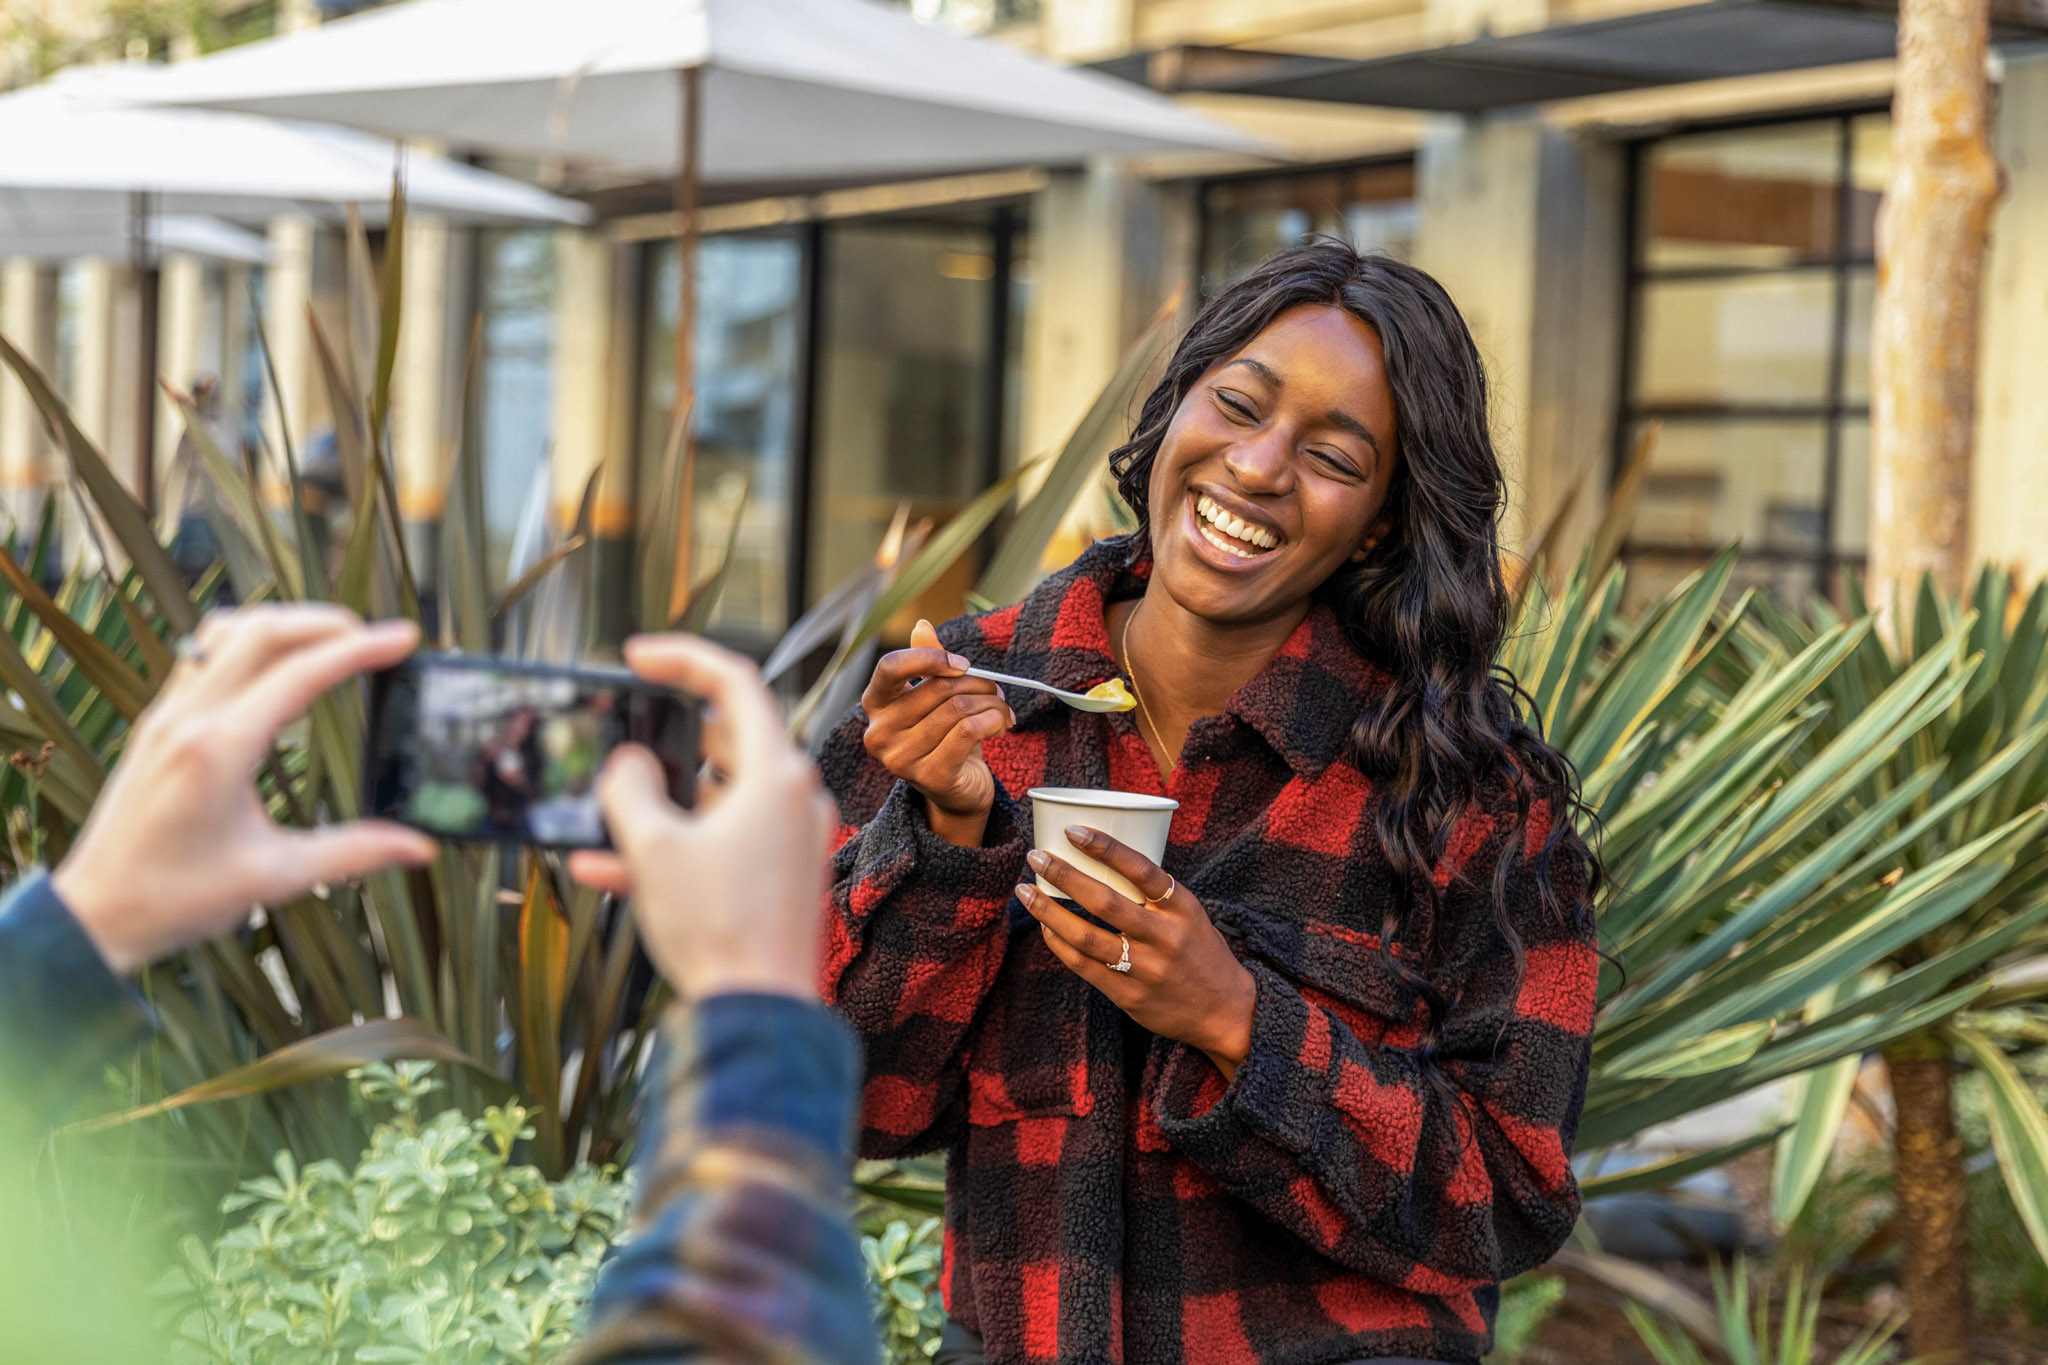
[861,619,1015,845]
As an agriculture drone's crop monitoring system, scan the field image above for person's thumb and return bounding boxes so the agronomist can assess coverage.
[595,744,675,856]
[910,617,942,651]
[282,821,436,891]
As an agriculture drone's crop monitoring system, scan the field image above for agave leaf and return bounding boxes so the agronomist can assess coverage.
[516,862,567,1171]
[0,544,152,719]
[792,455,1044,735]
[527,464,599,661]
[492,534,590,620]
[974,290,1180,607]
[0,331,196,635]
[439,313,491,651]
[0,619,104,786]
[1952,1026,2048,1265]
[1603,1019,1774,1081]
[307,308,370,513]
[1579,1127,1785,1199]
[247,284,325,595]
[640,402,692,634]
[1771,977,1877,1227]
[675,469,750,633]
[69,1017,486,1134]
[1553,1245,1720,1348]
[372,170,406,438]
[170,388,304,600]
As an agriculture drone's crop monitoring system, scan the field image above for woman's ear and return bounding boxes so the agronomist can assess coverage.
[1350,518,1391,563]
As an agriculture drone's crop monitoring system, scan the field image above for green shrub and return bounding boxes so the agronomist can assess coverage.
[862,1216,944,1362]
[168,1062,630,1365]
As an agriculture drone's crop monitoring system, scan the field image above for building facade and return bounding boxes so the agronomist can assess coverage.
[3,0,2045,656]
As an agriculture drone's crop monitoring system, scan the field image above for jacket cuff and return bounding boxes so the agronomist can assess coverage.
[1152,959,1324,1161]
[0,870,153,1127]
[654,993,863,1172]
[844,776,1031,913]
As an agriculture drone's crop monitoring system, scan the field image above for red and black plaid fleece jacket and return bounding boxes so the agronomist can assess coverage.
[821,538,1597,1365]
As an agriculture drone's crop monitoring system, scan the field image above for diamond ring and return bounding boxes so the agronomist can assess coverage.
[1109,934,1132,973]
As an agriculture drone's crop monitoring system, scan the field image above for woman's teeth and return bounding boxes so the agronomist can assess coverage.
[1195,495,1278,557]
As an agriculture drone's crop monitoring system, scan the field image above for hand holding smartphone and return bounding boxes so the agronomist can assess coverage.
[364,652,700,850]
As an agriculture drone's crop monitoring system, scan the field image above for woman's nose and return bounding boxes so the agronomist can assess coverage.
[1225,429,1295,495]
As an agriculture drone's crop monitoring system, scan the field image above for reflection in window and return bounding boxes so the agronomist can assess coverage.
[808,220,1005,633]
[477,230,557,594]
[1621,113,1885,603]
[641,233,804,643]
[1200,161,1415,289]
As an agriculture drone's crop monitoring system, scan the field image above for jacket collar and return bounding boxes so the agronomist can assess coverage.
[996,536,1389,781]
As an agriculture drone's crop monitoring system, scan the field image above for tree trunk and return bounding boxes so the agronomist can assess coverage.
[1868,0,2002,619]
[1883,1033,1973,1362]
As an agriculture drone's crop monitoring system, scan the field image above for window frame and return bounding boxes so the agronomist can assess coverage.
[1192,154,1418,299]
[1613,101,1890,600]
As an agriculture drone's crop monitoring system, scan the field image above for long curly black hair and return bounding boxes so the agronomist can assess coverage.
[1110,239,1601,1075]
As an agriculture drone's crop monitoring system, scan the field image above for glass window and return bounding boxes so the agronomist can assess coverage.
[640,232,805,644]
[1640,121,1840,270]
[1620,112,1883,602]
[807,220,999,627]
[1635,273,1836,407]
[476,230,557,595]
[1200,161,1415,288]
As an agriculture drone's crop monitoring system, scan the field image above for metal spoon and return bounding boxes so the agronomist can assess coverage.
[962,665,1135,713]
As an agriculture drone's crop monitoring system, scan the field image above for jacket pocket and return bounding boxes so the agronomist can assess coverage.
[964,919,1095,1125]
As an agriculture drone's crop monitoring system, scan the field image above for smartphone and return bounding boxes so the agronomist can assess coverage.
[363,651,699,850]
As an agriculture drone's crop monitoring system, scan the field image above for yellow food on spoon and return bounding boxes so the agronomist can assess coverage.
[1083,678,1137,711]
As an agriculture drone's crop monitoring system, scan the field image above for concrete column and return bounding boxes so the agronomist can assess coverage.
[1041,0,1134,61]
[156,252,207,478]
[1975,52,2048,583]
[1414,113,1624,560]
[0,260,59,538]
[219,263,254,456]
[262,217,316,501]
[393,212,478,584]
[64,260,118,570]
[550,230,640,645]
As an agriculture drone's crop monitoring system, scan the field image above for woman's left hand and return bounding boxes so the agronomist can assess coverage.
[1021,826,1257,1080]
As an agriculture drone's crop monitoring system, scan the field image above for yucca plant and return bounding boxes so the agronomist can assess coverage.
[1504,545,2044,1183]
[1627,1254,1911,1365]
[1739,571,2048,1353]
[0,178,1179,1195]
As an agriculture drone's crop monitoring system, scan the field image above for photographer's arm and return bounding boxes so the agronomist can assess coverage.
[568,635,879,1365]
[1,606,435,1132]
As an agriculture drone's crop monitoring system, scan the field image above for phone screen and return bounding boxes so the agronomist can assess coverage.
[364,652,699,849]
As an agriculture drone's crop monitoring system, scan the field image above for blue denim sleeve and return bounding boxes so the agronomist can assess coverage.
[572,992,880,1365]
[0,871,151,1133]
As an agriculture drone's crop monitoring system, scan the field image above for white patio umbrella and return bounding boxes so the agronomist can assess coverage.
[120,0,1269,593]
[0,70,592,233]
[118,0,1265,182]
[0,69,591,502]
[0,215,272,265]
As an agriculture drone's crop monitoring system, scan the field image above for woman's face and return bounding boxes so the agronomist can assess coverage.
[1145,303,1400,626]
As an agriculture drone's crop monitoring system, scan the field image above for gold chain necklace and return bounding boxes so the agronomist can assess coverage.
[1119,604,1175,775]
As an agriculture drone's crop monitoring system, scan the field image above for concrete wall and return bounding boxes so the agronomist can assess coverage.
[1415,114,1623,561]
[1975,51,2048,584]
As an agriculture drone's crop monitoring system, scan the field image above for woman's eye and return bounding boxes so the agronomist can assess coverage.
[1215,391,1254,420]
[1311,449,1361,478]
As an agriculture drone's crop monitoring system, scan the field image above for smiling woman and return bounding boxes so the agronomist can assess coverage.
[819,239,1601,1365]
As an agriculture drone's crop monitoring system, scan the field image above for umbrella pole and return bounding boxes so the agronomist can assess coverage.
[130,188,159,519]
[668,62,701,621]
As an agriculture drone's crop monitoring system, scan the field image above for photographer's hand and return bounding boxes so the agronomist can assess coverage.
[52,606,437,974]
[568,635,834,1001]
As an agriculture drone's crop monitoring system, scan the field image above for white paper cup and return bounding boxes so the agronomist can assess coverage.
[1026,787,1179,902]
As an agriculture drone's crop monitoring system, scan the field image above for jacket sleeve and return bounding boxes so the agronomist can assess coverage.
[0,871,152,1136]
[572,993,880,1365]
[816,705,1031,1158]
[1150,812,1596,1291]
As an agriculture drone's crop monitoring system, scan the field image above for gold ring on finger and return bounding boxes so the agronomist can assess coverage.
[1109,933,1132,973]
[174,634,209,666]
[1145,874,1176,909]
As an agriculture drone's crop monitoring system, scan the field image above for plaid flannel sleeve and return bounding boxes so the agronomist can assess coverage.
[0,871,152,1135]
[817,708,1032,1157]
[1153,822,1597,1291]
[572,993,880,1365]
